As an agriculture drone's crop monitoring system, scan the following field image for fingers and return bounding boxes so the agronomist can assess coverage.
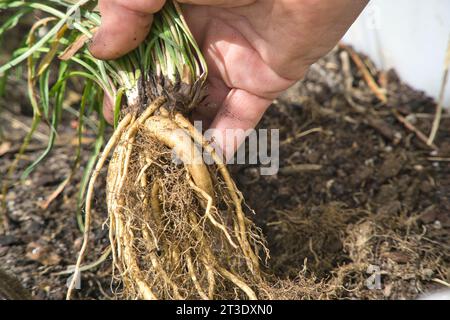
[89,0,166,60]
[177,0,256,8]
[102,92,114,125]
[207,89,272,160]
[113,0,167,13]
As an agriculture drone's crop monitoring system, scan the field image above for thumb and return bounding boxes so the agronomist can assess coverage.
[208,89,272,161]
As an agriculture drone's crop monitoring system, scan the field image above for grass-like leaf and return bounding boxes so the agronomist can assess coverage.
[1,0,208,230]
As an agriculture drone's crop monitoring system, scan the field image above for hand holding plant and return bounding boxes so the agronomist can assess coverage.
[94,0,369,157]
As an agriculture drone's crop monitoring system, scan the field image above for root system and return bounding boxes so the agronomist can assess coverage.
[67,97,268,300]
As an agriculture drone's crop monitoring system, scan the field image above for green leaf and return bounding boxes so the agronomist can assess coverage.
[39,68,51,118]
[0,0,90,75]
[21,62,68,179]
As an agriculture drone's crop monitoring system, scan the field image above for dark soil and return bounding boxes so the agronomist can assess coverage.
[1,46,449,300]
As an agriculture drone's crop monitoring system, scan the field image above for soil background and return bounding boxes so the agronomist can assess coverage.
[1,45,449,299]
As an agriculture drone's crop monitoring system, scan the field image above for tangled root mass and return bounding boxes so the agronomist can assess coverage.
[103,97,268,300]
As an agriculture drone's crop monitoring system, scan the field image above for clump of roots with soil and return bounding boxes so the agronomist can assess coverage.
[95,99,267,300]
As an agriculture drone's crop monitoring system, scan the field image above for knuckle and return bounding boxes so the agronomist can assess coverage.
[115,0,166,14]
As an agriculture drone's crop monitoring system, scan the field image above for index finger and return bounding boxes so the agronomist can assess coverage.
[177,0,256,7]
[89,0,166,60]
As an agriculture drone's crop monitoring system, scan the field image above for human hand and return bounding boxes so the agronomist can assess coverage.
[90,0,368,158]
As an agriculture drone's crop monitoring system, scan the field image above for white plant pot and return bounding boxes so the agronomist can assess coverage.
[343,0,450,108]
